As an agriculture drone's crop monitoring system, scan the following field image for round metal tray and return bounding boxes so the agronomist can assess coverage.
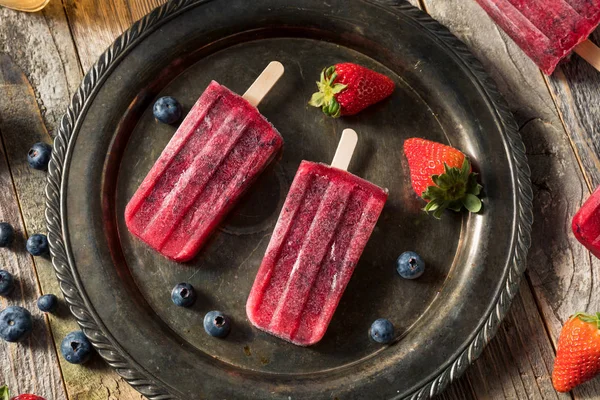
[45,0,533,398]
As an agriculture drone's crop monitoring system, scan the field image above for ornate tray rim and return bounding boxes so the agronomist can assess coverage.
[45,0,533,398]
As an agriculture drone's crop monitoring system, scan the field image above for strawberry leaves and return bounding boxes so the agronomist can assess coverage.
[0,386,9,400]
[574,312,600,329]
[308,66,347,118]
[422,159,482,219]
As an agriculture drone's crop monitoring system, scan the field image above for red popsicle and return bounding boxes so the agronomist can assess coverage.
[475,0,600,74]
[125,62,284,262]
[573,186,600,259]
[246,129,388,346]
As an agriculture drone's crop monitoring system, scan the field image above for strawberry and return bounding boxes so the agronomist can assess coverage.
[0,386,45,400]
[553,313,600,392]
[403,138,482,218]
[308,63,394,117]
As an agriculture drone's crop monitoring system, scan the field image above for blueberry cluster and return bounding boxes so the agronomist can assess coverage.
[0,142,93,364]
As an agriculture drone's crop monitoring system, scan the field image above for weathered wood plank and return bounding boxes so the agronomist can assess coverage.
[0,4,78,136]
[421,0,597,397]
[0,60,66,399]
[0,149,66,398]
[0,31,143,400]
[62,0,134,71]
[545,30,600,190]
[41,0,84,106]
[439,280,566,400]
[127,0,167,21]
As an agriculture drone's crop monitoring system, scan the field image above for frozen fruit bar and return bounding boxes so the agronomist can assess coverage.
[125,81,283,262]
[573,186,600,259]
[246,160,388,346]
[475,0,600,74]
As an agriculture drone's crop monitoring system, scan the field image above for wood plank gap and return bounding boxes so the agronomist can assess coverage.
[46,2,84,78]
[60,0,87,74]
[39,310,69,399]
[418,0,428,12]
[123,0,136,26]
[0,130,43,295]
[524,272,560,353]
[0,128,68,399]
[541,73,593,193]
[0,125,70,400]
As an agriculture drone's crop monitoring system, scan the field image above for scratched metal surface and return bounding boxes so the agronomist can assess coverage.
[48,0,531,398]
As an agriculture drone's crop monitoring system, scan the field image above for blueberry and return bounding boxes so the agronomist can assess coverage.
[153,96,182,124]
[27,142,52,170]
[0,222,15,247]
[61,331,93,364]
[37,294,59,313]
[369,318,394,344]
[0,270,15,297]
[0,306,33,342]
[396,251,425,279]
[203,311,231,338]
[171,283,196,307]
[26,234,49,256]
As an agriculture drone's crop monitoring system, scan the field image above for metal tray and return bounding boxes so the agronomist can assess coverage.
[45,0,533,398]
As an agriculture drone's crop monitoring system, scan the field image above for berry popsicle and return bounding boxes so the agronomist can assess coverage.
[125,62,284,262]
[246,129,388,346]
[572,186,600,259]
[475,0,600,74]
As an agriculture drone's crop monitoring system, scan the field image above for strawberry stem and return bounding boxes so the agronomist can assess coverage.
[573,312,600,329]
[308,65,347,118]
[422,159,483,219]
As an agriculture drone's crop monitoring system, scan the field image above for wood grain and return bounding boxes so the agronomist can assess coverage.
[421,0,598,397]
[0,6,145,398]
[0,52,144,400]
[546,30,600,190]
[439,280,566,400]
[0,3,79,136]
[127,0,167,21]
[62,0,134,71]
[0,59,66,400]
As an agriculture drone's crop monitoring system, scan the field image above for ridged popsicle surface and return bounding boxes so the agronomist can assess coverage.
[246,161,387,346]
[475,0,600,74]
[125,81,283,261]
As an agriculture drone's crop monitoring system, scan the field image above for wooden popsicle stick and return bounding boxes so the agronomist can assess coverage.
[242,61,285,107]
[575,40,600,72]
[331,128,358,171]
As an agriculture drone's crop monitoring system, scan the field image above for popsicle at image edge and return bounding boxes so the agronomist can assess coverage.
[125,62,285,262]
[475,0,600,74]
[246,129,388,346]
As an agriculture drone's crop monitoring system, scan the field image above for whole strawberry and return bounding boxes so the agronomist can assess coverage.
[308,63,394,117]
[403,138,482,218]
[553,313,600,392]
[0,386,45,400]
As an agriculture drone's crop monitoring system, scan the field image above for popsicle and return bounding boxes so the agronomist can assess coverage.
[246,129,388,346]
[125,62,285,262]
[572,186,600,259]
[475,0,600,74]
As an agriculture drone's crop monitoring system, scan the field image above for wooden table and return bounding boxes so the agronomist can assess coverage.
[0,0,598,398]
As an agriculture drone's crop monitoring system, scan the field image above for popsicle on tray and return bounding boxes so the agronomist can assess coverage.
[475,0,600,74]
[125,62,285,262]
[246,129,388,346]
